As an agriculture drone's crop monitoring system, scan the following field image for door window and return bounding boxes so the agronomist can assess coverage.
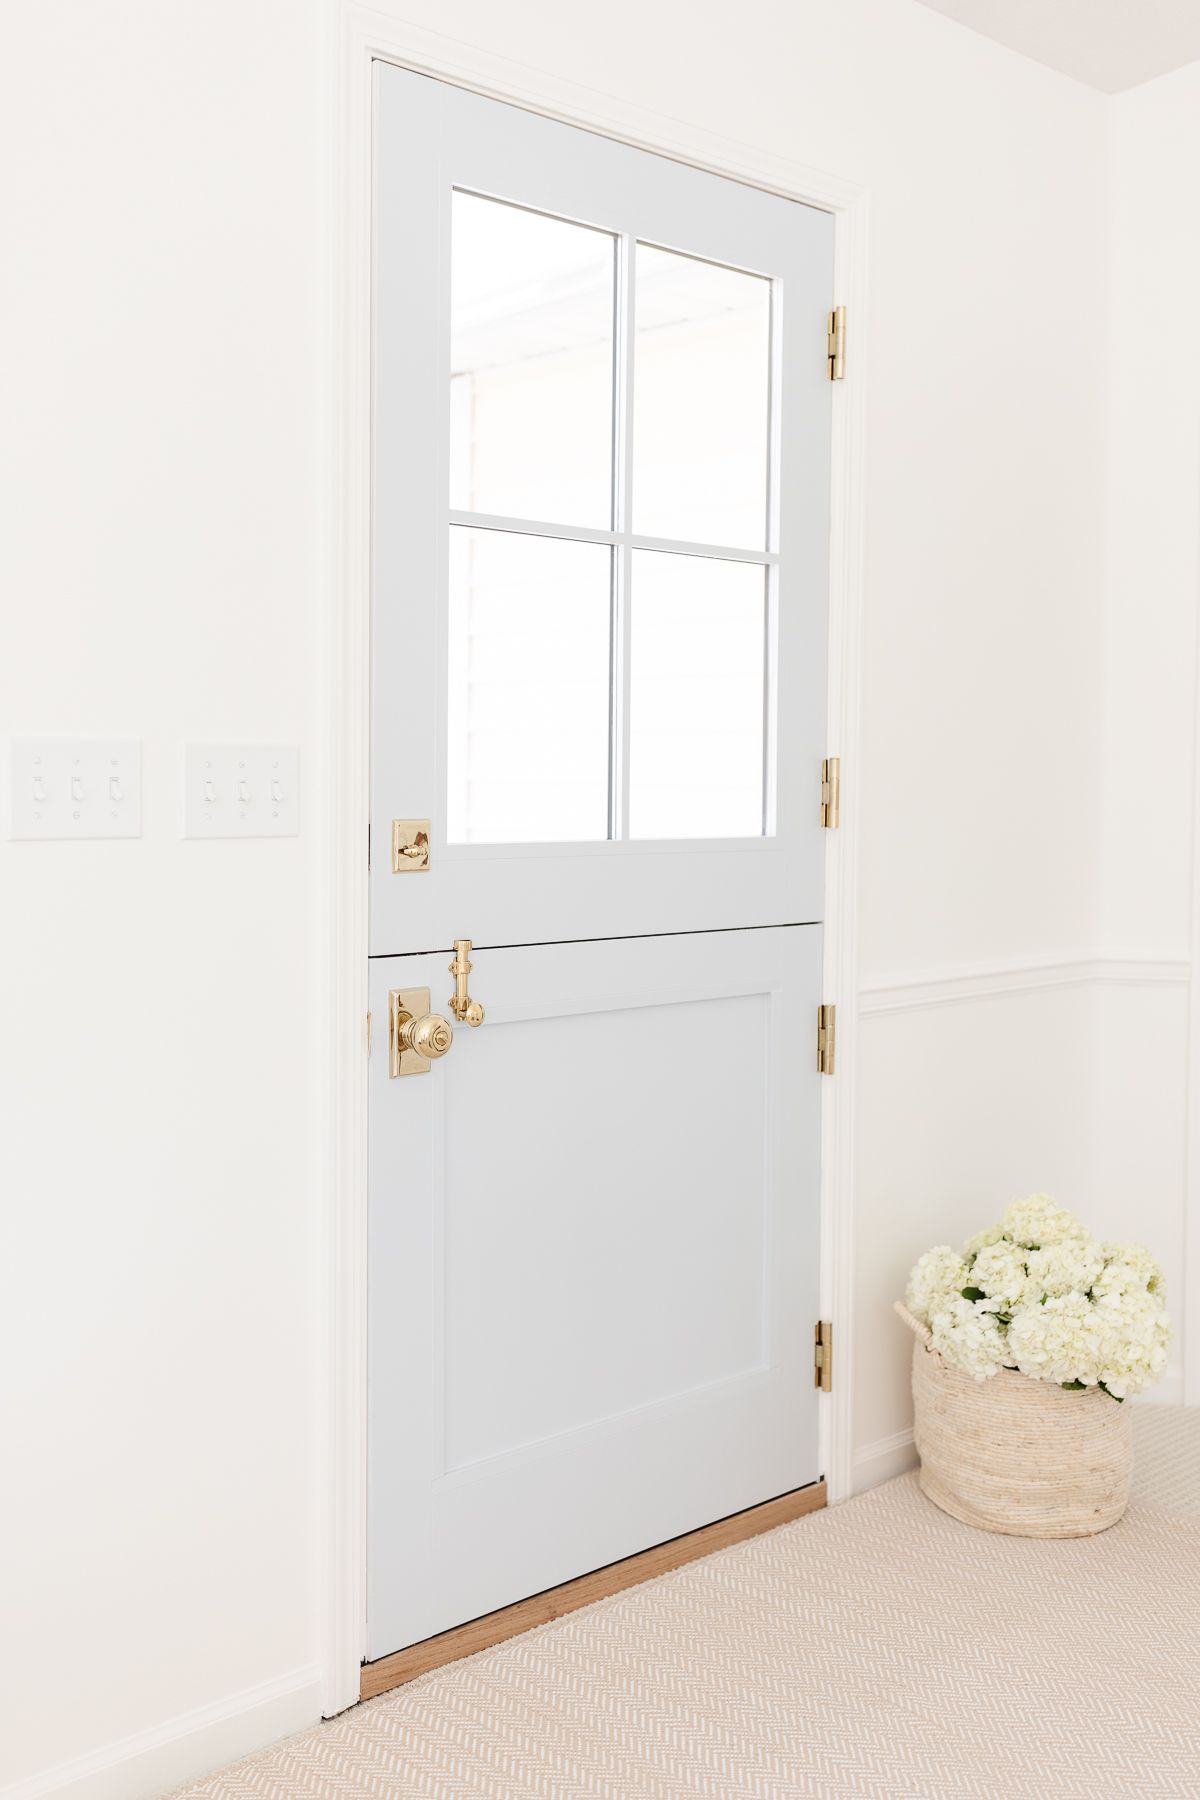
[447,192,777,847]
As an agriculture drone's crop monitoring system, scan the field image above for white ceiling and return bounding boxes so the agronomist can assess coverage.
[914,0,1200,92]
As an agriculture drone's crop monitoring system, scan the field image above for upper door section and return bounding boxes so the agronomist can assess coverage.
[372,65,834,953]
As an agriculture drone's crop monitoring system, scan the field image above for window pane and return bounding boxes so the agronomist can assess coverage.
[629,552,766,840]
[448,528,612,844]
[633,246,771,548]
[450,193,616,528]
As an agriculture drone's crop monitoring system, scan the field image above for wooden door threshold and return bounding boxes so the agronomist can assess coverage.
[360,1477,826,1701]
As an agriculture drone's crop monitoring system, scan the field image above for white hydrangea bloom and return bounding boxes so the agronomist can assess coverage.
[905,1246,968,1327]
[962,1222,1005,1259]
[1006,1291,1105,1387]
[1024,1238,1105,1301]
[1001,1194,1089,1250]
[909,1211,1171,1402]
[1094,1287,1171,1398]
[1093,1243,1165,1301]
[929,1297,1008,1381]
[968,1240,1028,1309]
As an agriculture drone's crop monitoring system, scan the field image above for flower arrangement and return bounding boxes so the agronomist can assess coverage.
[904,1195,1170,1400]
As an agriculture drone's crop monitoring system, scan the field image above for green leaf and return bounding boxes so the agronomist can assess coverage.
[1098,1381,1125,1403]
[1061,1380,1087,1390]
[961,1286,986,1302]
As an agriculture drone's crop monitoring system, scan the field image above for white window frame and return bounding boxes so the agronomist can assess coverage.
[318,2,868,1719]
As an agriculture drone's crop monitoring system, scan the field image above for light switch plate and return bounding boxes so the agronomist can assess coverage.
[183,745,299,838]
[9,739,142,839]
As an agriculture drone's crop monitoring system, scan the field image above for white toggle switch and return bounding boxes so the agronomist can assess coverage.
[9,740,142,839]
[183,745,299,838]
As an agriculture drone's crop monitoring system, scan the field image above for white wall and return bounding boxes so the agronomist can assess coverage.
[852,52,1200,1497]
[1101,58,1200,1407]
[0,1,1162,1794]
[1,3,324,1794]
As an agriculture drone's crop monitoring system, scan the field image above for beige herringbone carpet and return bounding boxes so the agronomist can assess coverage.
[171,1407,1200,1799]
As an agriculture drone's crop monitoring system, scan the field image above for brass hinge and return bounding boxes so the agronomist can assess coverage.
[820,756,841,829]
[817,1003,836,1075]
[814,1320,833,1392]
[827,305,846,381]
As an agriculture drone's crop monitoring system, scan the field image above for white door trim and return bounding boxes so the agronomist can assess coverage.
[319,0,868,1719]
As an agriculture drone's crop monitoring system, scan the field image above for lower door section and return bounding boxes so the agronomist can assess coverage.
[366,924,822,1660]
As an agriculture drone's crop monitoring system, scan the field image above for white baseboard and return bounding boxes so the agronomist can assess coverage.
[852,1426,918,1492]
[1,1665,321,1800]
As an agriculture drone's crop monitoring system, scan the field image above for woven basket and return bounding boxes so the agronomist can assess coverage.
[895,1301,1132,1537]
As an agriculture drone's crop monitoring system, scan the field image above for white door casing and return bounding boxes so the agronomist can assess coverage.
[327,17,867,1717]
[364,59,843,1666]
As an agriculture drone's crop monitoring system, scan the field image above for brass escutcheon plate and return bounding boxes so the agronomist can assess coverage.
[389,987,437,1077]
[392,819,431,872]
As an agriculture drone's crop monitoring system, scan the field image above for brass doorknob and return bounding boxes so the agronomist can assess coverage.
[388,988,453,1077]
[402,1010,453,1060]
[388,947,485,1077]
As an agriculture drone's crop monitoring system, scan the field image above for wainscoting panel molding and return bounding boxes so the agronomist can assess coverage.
[854,951,1195,1452]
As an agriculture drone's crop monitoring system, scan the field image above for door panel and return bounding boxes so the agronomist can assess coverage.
[371,64,833,952]
[367,926,821,1657]
[369,65,832,1664]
